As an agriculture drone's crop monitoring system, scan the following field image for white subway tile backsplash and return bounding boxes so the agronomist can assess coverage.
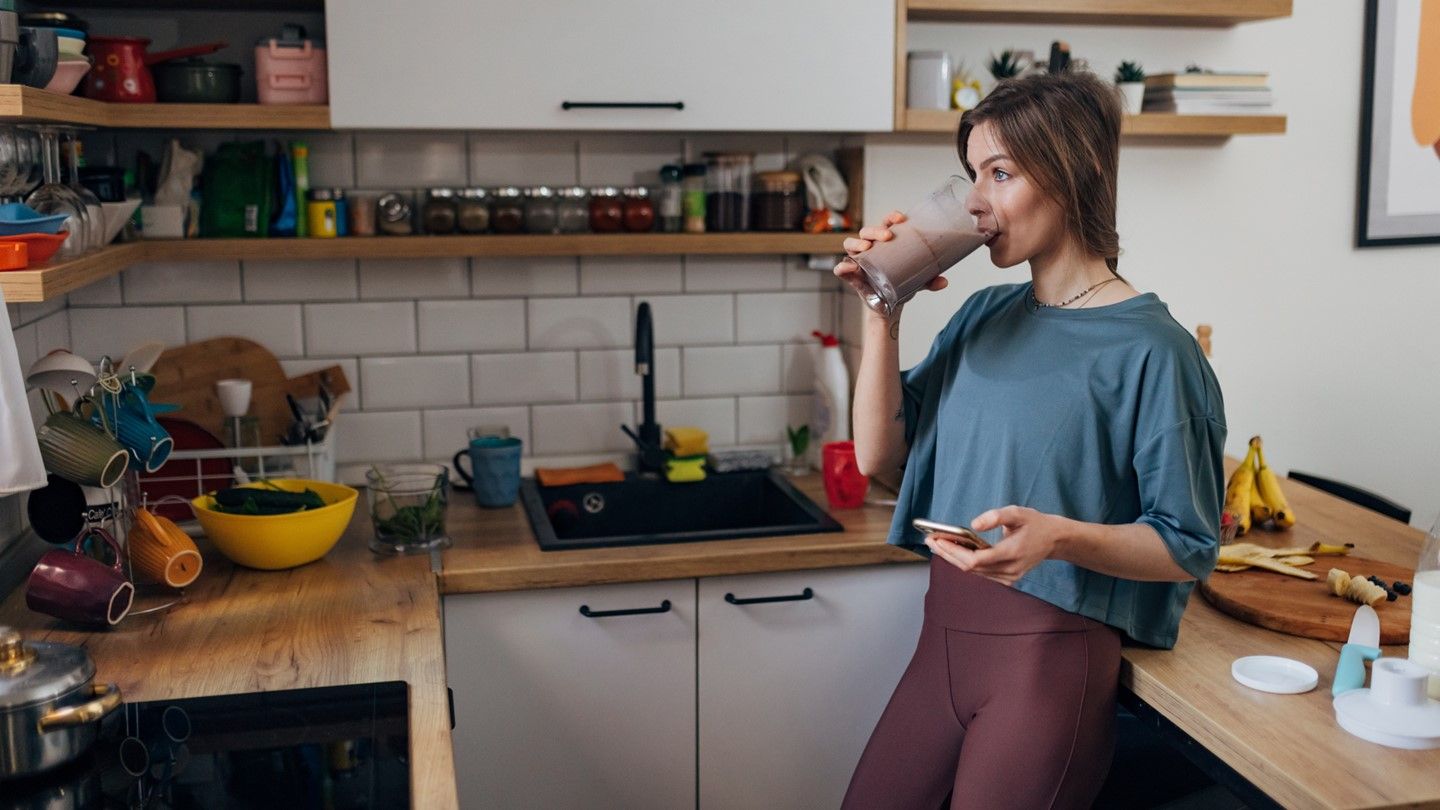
[472,351,576,405]
[33,311,69,358]
[360,258,470,300]
[279,358,361,411]
[656,397,736,447]
[683,255,785,293]
[683,345,781,396]
[643,295,733,346]
[782,343,817,394]
[17,298,64,324]
[356,131,468,187]
[528,297,630,349]
[468,134,577,186]
[578,348,681,401]
[361,355,470,410]
[531,402,634,455]
[244,259,358,302]
[305,132,357,188]
[580,256,683,294]
[737,395,810,445]
[188,304,305,358]
[334,410,422,463]
[422,406,530,460]
[11,324,36,375]
[839,294,867,347]
[736,292,833,343]
[578,134,683,187]
[472,257,578,297]
[306,302,416,356]
[418,299,526,353]
[122,262,242,304]
[67,275,122,306]
[69,307,186,361]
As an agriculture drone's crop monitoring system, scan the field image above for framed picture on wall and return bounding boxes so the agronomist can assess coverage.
[1357,0,1440,246]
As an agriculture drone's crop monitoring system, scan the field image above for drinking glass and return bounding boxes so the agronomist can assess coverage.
[61,128,106,250]
[851,175,1001,317]
[23,126,91,259]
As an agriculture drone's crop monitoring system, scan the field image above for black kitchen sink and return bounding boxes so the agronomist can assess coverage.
[520,470,843,551]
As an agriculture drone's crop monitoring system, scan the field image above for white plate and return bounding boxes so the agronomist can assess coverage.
[1232,655,1319,694]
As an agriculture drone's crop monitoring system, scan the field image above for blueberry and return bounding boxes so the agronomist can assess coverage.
[1394,581,1412,595]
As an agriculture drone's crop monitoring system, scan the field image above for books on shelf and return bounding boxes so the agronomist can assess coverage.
[1143,72,1274,115]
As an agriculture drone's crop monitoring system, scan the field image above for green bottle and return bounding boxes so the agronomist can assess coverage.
[292,141,310,237]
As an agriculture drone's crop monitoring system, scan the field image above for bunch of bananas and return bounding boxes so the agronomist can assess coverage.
[1221,435,1296,539]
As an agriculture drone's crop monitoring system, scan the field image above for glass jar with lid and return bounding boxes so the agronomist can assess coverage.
[422,188,458,234]
[377,191,414,236]
[621,187,655,233]
[752,171,805,231]
[556,187,590,233]
[524,186,559,234]
[588,187,624,233]
[456,188,491,234]
[704,152,753,232]
[491,187,525,234]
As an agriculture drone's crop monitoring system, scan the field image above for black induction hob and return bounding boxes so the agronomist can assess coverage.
[0,681,411,809]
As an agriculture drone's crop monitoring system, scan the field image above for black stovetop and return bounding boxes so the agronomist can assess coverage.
[1,681,411,809]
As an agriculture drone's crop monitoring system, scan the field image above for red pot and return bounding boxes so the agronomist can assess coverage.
[84,36,226,103]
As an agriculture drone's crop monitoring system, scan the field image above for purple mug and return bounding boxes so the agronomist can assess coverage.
[26,528,134,627]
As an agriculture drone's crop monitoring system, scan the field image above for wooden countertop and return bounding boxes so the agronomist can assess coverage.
[0,517,458,810]
[440,474,919,593]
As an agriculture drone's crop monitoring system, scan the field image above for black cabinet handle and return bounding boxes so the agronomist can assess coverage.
[561,101,685,111]
[724,588,814,606]
[447,687,455,730]
[579,599,672,618]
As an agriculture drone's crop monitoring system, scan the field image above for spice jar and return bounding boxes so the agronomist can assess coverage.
[349,192,377,236]
[588,187,624,233]
[377,192,414,236]
[704,152,753,232]
[456,188,490,234]
[306,188,339,238]
[524,186,558,234]
[556,186,590,233]
[422,188,459,234]
[491,187,525,234]
[752,171,805,231]
[682,163,707,233]
[621,187,655,233]
[658,164,683,233]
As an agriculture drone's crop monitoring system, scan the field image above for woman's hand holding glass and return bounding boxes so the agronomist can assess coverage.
[833,210,949,317]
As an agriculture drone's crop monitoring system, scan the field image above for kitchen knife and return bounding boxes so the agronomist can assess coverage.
[1332,604,1382,696]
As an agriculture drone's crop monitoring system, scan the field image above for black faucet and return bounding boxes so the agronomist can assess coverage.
[623,301,666,475]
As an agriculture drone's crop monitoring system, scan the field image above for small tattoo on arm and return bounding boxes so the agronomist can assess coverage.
[893,408,904,422]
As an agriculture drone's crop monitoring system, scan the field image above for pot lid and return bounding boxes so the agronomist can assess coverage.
[0,627,95,709]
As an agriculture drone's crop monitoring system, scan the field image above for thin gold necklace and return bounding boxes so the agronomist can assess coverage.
[1030,277,1119,309]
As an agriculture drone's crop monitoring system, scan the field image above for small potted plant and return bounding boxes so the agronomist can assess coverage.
[988,49,1025,83]
[1115,60,1146,115]
[785,424,811,475]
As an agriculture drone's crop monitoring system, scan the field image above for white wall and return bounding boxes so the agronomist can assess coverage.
[855,2,1440,530]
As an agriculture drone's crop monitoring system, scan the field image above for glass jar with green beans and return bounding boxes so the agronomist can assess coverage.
[365,463,451,555]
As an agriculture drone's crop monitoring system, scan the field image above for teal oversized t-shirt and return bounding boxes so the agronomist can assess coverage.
[890,282,1226,648]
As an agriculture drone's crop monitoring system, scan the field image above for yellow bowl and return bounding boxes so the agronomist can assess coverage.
[190,479,358,570]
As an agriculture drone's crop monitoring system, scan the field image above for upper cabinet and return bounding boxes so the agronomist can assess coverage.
[325,0,894,131]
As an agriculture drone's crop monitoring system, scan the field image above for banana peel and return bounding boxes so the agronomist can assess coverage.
[1213,540,1351,581]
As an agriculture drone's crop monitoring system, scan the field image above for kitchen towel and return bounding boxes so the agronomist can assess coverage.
[0,289,47,494]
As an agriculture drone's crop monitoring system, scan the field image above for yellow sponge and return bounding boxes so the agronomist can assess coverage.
[664,426,709,458]
[665,456,707,483]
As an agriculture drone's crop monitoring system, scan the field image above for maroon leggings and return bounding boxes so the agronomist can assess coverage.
[842,557,1121,810]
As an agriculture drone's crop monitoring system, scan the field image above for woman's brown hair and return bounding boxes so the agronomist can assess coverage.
[957,71,1124,276]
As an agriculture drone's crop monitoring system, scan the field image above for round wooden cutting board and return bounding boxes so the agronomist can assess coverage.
[1199,556,1414,644]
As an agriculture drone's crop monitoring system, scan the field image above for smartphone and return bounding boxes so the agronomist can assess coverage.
[912,517,990,551]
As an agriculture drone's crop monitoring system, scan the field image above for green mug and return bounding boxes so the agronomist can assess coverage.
[36,410,130,488]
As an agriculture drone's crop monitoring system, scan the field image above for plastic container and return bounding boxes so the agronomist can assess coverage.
[682,163,707,233]
[365,464,450,555]
[752,171,805,231]
[255,24,327,105]
[658,164,683,233]
[809,330,850,465]
[1412,518,1440,699]
[305,188,339,238]
[703,152,752,232]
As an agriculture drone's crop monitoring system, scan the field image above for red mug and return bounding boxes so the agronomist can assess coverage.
[822,441,869,510]
[26,528,134,627]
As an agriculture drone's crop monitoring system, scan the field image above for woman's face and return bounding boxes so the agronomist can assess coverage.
[964,121,1067,269]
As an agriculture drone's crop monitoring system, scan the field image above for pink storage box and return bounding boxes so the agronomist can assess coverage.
[255,36,327,105]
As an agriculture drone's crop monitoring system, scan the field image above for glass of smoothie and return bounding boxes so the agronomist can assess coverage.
[852,174,998,317]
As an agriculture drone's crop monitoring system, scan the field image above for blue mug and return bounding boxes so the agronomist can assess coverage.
[453,436,523,508]
[97,383,173,473]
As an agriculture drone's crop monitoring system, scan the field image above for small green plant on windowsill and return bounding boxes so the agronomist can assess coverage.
[785,424,811,475]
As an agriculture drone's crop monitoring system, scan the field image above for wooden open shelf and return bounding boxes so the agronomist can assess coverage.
[905,0,1293,26]
[0,85,331,130]
[900,108,1287,137]
[0,233,852,303]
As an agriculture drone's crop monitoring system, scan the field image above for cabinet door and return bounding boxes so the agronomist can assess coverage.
[327,0,893,131]
[445,580,696,810]
[698,565,927,809]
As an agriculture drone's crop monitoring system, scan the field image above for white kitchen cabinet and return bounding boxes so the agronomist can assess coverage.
[326,0,893,131]
[697,565,928,809]
[444,579,697,810]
